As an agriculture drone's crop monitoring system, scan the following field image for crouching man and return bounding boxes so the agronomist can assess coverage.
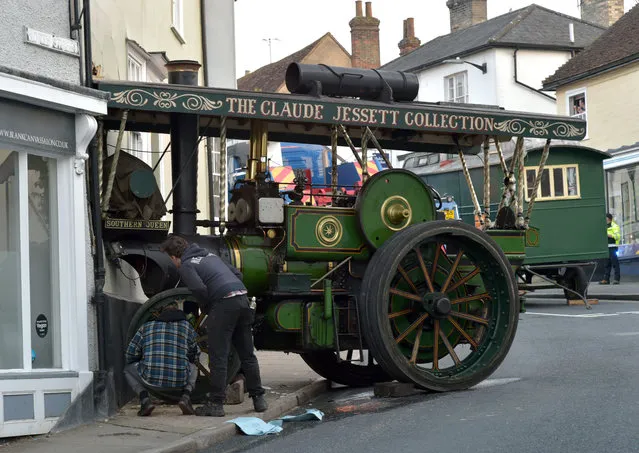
[125,302,199,416]
[160,234,267,417]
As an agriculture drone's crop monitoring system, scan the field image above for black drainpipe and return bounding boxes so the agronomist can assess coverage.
[166,60,202,236]
[82,0,107,373]
[513,49,556,101]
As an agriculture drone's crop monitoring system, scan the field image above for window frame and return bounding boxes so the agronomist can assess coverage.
[126,47,152,166]
[171,0,186,44]
[565,87,588,139]
[444,71,469,103]
[524,164,581,202]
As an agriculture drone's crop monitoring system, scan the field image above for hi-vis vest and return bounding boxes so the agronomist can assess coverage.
[607,221,621,246]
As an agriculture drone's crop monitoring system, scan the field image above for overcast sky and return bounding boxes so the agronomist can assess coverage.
[234,0,635,76]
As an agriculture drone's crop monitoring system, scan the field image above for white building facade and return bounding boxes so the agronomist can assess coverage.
[0,0,107,438]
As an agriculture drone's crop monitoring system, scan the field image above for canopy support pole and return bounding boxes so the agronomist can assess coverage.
[365,127,393,169]
[525,139,551,229]
[102,109,128,217]
[219,116,228,234]
[482,137,491,228]
[457,144,483,228]
[338,125,364,167]
[331,125,339,203]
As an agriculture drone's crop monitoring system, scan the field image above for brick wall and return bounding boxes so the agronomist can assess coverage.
[446,0,487,33]
[350,1,380,69]
[580,0,624,27]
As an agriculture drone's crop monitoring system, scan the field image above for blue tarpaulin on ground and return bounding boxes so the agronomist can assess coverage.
[226,409,324,436]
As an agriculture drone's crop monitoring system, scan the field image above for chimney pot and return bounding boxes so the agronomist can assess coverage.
[398,17,421,57]
[350,0,380,68]
[447,0,487,33]
[355,0,363,17]
[407,17,415,38]
[580,0,624,28]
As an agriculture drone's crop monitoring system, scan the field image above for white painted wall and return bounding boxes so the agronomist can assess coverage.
[417,49,497,105]
[494,47,571,114]
[415,47,573,115]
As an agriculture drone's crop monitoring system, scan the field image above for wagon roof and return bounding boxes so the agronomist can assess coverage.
[406,141,610,176]
[95,79,586,154]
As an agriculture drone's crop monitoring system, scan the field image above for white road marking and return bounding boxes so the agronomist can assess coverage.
[525,312,618,318]
[614,332,639,336]
[471,377,521,389]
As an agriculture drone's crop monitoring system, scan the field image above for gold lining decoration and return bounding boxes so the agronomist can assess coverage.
[315,215,343,247]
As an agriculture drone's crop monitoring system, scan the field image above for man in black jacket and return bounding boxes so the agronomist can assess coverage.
[160,234,267,417]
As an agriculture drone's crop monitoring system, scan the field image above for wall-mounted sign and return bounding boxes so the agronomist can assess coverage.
[35,314,48,338]
[0,98,75,154]
[24,27,80,57]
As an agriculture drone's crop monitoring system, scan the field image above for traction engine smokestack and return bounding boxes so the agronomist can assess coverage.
[166,60,201,236]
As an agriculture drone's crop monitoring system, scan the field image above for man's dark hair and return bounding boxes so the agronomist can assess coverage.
[606,213,613,220]
[160,234,189,258]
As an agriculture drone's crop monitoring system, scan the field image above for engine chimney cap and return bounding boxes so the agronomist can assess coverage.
[165,60,202,73]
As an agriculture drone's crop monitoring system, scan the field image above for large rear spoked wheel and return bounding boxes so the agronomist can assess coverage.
[360,221,519,392]
[127,288,242,403]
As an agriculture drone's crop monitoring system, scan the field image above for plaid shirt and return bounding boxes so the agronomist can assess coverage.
[126,319,199,389]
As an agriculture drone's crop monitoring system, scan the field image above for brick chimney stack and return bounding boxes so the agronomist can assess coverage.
[398,18,421,56]
[350,1,381,69]
[446,0,487,33]
[580,0,624,28]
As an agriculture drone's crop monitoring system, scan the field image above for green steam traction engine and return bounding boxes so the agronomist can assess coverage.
[96,61,587,400]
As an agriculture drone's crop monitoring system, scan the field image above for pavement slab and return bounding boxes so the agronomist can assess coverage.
[0,352,325,453]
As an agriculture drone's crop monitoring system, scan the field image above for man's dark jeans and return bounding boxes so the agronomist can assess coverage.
[206,295,265,404]
[604,247,621,282]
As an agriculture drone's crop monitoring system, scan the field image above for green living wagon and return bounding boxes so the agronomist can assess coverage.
[404,143,610,299]
[93,62,590,402]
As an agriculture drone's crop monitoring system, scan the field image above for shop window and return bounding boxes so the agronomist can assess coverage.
[444,71,468,103]
[606,165,639,257]
[0,150,22,369]
[524,165,580,201]
[0,151,61,370]
[28,155,60,369]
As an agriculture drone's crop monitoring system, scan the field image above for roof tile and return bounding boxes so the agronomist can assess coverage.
[381,4,604,73]
[544,4,639,88]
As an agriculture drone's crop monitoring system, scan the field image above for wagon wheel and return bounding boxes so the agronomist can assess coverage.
[360,221,519,391]
[127,288,242,404]
[300,349,392,387]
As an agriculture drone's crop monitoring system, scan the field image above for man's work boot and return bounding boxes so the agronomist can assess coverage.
[137,397,155,417]
[599,280,610,285]
[195,400,225,417]
[178,393,195,415]
[252,394,268,413]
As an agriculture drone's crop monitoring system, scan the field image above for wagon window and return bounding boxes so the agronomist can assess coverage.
[553,168,564,197]
[526,169,536,199]
[524,165,580,201]
[540,169,551,197]
[567,167,578,196]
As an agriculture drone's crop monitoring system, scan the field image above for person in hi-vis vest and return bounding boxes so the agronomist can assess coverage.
[601,213,621,285]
